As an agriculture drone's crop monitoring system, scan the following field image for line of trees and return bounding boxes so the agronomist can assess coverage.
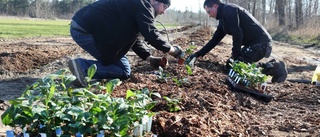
[0,0,319,29]
[0,0,95,18]
[223,0,319,29]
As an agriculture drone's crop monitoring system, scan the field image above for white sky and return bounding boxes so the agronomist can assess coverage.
[169,0,205,12]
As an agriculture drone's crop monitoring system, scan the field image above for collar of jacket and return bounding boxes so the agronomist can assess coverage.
[216,3,225,20]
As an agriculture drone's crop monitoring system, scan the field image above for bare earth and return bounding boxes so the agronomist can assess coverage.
[0,26,319,136]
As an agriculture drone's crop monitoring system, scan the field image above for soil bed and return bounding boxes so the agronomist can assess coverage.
[0,26,320,136]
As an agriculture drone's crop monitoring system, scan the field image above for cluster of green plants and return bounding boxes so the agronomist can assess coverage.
[1,65,160,136]
[156,44,195,84]
[230,61,268,87]
[153,45,198,112]
[184,45,196,55]
[156,65,191,88]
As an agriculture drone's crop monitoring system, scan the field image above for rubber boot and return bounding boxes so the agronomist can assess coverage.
[259,59,288,83]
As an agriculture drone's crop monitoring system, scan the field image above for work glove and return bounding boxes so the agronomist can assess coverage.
[185,53,198,67]
[169,46,184,58]
[225,57,234,71]
[149,56,167,69]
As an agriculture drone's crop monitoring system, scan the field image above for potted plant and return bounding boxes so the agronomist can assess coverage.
[227,61,273,102]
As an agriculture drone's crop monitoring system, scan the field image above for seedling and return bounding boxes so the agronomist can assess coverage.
[172,77,189,87]
[163,96,182,112]
[230,61,267,86]
[185,44,196,55]
[156,66,171,83]
[185,64,193,75]
[228,61,269,94]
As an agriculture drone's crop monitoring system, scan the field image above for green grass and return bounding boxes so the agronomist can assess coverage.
[271,31,320,47]
[0,18,179,39]
[155,23,179,29]
[0,18,71,39]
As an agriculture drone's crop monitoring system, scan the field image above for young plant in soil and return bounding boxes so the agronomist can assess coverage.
[156,66,171,83]
[163,96,182,112]
[1,64,159,136]
[185,44,196,55]
[229,60,269,93]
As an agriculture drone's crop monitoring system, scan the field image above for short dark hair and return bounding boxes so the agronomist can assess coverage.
[203,0,222,8]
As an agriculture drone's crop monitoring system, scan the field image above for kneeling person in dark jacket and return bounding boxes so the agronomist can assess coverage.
[185,0,287,83]
[68,0,183,86]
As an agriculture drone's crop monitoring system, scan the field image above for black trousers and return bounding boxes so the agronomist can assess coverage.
[225,40,272,72]
[236,41,272,64]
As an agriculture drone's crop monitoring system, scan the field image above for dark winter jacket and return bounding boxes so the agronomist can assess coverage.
[72,0,171,65]
[196,3,272,58]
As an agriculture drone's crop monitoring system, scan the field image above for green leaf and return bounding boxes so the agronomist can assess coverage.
[71,89,84,96]
[45,83,55,105]
[90,107,102,114]
[67,107,84,118]
[126,89,136,99]
[163,96,171,103]
[141,88,150,95]
[173,106,181,111]
[151,92,161,98]
[1,105,15,126]
[83,89,98,98]
[69,121,81,128]
[87,64,97,81]
[55,69,67,75]
[105,79,122,94]
[172,78,179,85]
[63,75,76,85]
[60,115,73,121]
[185,65,193,75]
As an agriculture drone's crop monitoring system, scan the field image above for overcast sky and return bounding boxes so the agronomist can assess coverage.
[169,0,205,12]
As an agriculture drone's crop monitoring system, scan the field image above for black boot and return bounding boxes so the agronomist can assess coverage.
[260,59,288,83]
[271,60,288,83]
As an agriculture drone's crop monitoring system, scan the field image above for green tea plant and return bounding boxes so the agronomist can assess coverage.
[156,66,171,83]
[185,65,193,75]
[184,44,196,72]
[172,77,189,87]
[1,64,159,136]
[230,61,268,87]
[185,44,196,55]
[163,96,182,112]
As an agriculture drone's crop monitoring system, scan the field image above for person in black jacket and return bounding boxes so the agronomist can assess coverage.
[68,0,184,86]
[186,0,287,83]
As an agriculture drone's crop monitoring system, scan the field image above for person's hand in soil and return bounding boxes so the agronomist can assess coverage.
[147,56,167,69]
[168,45,184,58]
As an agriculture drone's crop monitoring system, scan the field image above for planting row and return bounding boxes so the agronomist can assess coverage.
[2,65,160,137]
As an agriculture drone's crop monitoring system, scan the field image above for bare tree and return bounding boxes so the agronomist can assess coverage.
[295,0,303,28]
[288,0,293,28]
[314,0,319,15]
[276,0,286,26]
[306,0,313,17]
[269,0,275,14]
[262,0,266,25]
[252,0,257,17]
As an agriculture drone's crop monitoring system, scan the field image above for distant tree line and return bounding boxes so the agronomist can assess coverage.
[223,0,320,29]
[0,0,319,28]
[0,0,95,18]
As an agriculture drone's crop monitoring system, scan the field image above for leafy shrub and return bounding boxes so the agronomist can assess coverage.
[1,64,159,136]
[230,61,267,87]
